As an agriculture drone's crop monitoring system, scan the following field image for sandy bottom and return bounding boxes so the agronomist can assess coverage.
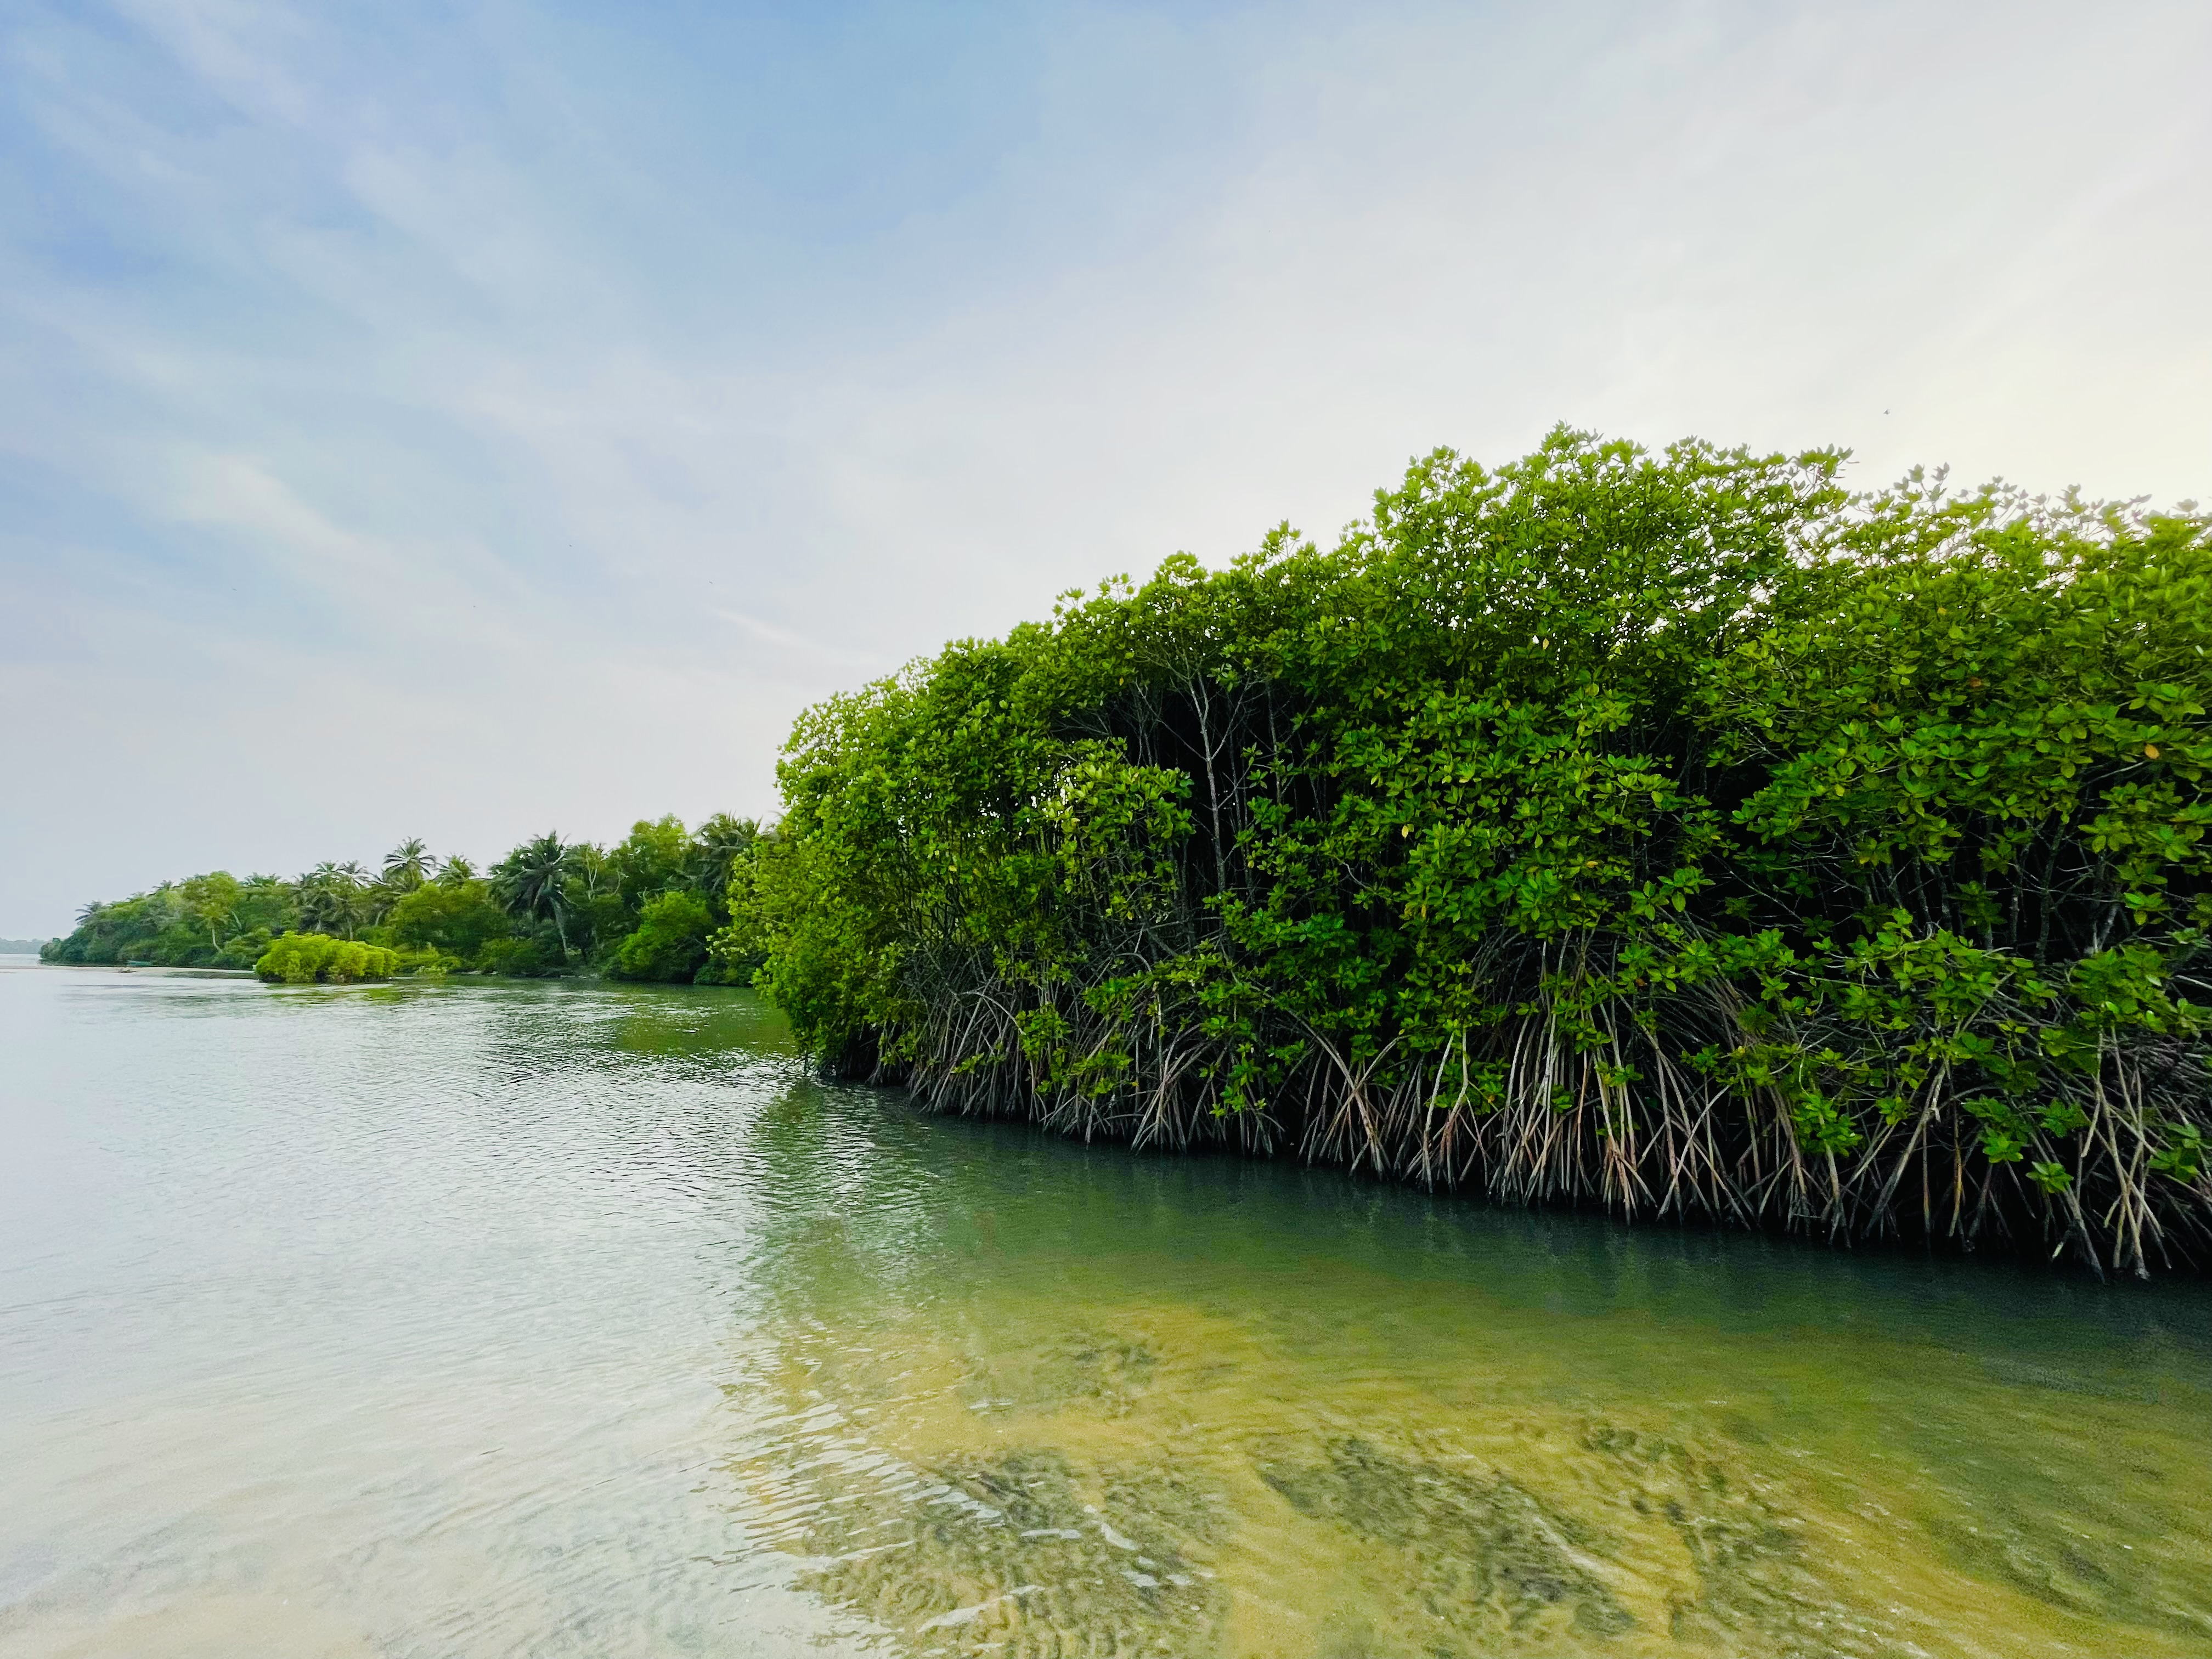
[726,1282,2212,1659]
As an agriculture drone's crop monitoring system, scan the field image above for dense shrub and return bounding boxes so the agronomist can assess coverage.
[386,879,511,958]
[610,889,716,983]
[215,927,275,969]
[475,934,566,977]
[255,932,401,984]
[740,430,2212,1274]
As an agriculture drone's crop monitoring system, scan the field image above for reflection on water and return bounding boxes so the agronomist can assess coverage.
[2,965,2208,1657]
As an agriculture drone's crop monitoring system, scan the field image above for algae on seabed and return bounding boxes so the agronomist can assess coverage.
[720,1278,2212,1658]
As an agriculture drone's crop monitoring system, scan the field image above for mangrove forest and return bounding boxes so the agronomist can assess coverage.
[742,430,2210,1277]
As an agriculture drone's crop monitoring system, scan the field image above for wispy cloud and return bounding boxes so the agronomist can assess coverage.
[714,608,889,674]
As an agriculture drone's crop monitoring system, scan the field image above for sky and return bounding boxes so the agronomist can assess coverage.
[2,0,2208,936]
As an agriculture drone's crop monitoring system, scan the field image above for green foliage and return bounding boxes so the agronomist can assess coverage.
[295,863,368,938]
[591,814,766,980]
[178,871,243,948]
[490,833,577,956]
[50,819,764,984]
[690,812,762,919]
[608,816,693,913]
[215,927,275,969]
[381,838,432,891]
[475,934,566,977]
[255,932,402,984]
[386,879,511,958]
[749,428,2212,1275]
[42,873,301,967]
[609,889,716,983]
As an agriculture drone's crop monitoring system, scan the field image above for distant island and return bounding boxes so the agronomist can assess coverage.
[40,817,761,986]
[0,938,53,954]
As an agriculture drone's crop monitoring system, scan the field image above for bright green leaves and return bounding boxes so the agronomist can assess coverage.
[2150,1122,2208,1186]
[1045,748,1194,926]
[253,932,400,984]
[749,428,2212,1269]
[2027,1161,2075,1195]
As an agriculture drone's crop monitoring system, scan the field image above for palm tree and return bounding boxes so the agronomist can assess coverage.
[382,838,432,891]
[297,861,366,938]
[689,813,761,917]
[436,854,478,888]
[491,833,575,955]
[364,838,432,927]
[338,862,372,933]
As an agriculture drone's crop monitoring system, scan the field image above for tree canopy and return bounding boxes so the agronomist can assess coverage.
[43,819,762,986]
[736,428,2211,1274]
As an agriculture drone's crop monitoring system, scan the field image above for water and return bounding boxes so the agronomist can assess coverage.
[2,962,2208,1658]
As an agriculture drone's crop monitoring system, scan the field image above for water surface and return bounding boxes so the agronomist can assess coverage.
[2,963,2208,1657]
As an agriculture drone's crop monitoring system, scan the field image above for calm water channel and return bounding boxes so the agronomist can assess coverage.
[2,961,2209,1658]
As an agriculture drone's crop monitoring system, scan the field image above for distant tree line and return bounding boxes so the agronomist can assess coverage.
[40,815,763,985]
[742,428,2211,1276]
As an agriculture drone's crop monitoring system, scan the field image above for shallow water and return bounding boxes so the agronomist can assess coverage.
[2,963,2208,1658]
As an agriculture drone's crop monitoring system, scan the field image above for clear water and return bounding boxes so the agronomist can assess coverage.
[2,962,2208,1658]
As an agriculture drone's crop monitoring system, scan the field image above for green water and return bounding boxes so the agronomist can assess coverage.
[2,963,2208,1657]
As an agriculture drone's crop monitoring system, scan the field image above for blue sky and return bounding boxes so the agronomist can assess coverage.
[3,0,2208,934]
